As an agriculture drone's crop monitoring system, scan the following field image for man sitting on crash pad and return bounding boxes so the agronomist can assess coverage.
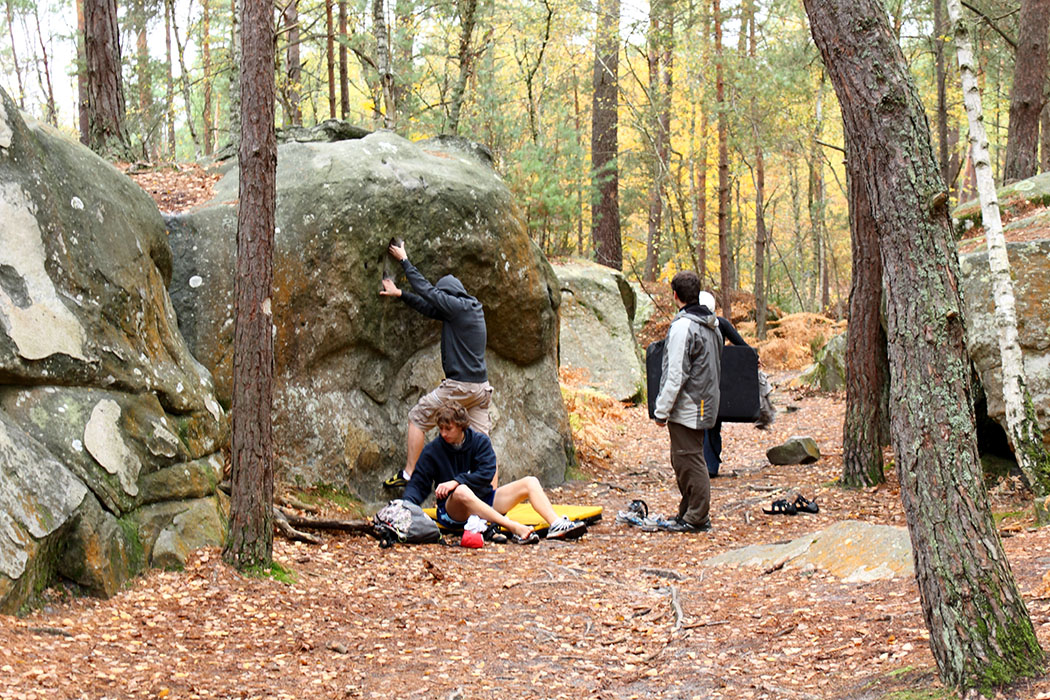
[402,401,587,543]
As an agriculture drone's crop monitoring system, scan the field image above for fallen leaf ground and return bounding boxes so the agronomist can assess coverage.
[3,377,1050,700]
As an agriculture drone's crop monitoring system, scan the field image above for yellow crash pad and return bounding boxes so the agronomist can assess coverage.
[423,503,602,531]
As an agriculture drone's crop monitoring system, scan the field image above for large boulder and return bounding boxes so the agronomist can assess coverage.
[959,237,1050,449]
[167,132,573,503]
[0,89,228,613]
[554,260,644,402]
[796,331,846,392]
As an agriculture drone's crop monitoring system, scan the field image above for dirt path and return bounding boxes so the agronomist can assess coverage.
[2,379,1049,699]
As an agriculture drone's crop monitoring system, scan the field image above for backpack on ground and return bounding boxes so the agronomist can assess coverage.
[373,499,441,548]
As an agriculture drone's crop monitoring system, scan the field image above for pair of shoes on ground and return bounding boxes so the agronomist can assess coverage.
[509,516,587,544]
[660,517,712,533]
[763,495,819,515]
[383,470,408,489]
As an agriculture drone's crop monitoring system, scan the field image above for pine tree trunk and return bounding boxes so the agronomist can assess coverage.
[164,0,175,157]
[325,0,335,118]
[804,0,1046,690]
[842,149,888,487]
[133,0,150,153]
[32,6,57,127]
[338,0,348,118]
[76,0,89,142]
[227,0,241,151]
[447,0,478,134]
[714,0,730,315]
[83,0,131,157]
[170,0,201,154]
[373,0,395,128]
[591,0,621,270]
[282,0,301,125]
[1041,104,1050,172]
[948,0,1050,497]
[202,0,214,155]
[1003,0,1050,183]
[644,1,663,282]
[224,0,276,572]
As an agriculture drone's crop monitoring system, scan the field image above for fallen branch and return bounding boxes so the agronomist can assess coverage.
[275,493,321,513]
[682,619,730,629]
[273,507,322,544]
[278,507,374,534]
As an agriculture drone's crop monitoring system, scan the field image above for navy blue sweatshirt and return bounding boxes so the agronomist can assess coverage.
[402,428,497,507]
[398,259,488,383]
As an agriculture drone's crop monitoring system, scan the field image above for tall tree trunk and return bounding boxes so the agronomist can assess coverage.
[339,0,348,118]
[227,0,242,151]
[644,0,663,282]
[842,149,889,487]
[170,0,201,154]
[83,0,131,157]
[809,72,827,312]
[447,0,478,133]
[76,0,89,141]
[747,0,767,339]
[934,0,950,188]
[715,0,730,316]
[6,0,25,108]
[949,0,1050,498]
[1042,104,1050,172]
[1003,0,1050,183]
[32,5,57,127]
[282,0,301,125]
[164,0,175,157]
[373,0,395,128]
[573,64,585,255]
[325,0,335,118]
[202,0,214,155]
[804,0,1046,690]
[591,0,621,270]
[133,0,150,154]
[224,0,276,572]
[514,0,552,144]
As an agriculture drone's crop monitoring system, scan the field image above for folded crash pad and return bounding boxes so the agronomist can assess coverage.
[647,341,760,422]
[424,503,603,532]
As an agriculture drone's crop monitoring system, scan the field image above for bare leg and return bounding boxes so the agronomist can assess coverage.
[404,421,425,477]
[444,485,532,539]
[491,476,560,526]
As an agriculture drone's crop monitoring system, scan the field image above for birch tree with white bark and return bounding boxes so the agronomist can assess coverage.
[948,0,1050,502]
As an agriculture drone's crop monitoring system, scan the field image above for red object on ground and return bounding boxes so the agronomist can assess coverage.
[460,530,484,548]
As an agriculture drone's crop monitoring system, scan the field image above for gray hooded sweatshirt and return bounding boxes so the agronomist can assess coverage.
[654,304,722,429]
[398,259,487,383]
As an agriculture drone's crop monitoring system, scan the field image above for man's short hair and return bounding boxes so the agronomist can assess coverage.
[671,271,701,306]
[434,401,471,429]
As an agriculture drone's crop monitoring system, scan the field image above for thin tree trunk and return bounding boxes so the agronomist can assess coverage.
[842,148,889,487]
[715,0,730,316]
[133,0,150,154]
[76,0,88,141]
[573,64,584,255]
[747,0,767,339]
[202,0,214,155]
[164,0,175,157]
[83,0,131,157]
[447,0,478,133]
[170,0,201,154]
[373,0,395,128]
[32,5,57,127]
[949,0,1050,497]
[1003,0,1050,183]
[809,72,828,312]
[804,0,1045,690]
[325,0,335,118]
[283,0,301,125]
[227,0,242,151]
[6,0,25,108]
[644,0,663,282]
[591,0,621,270]
[224,0,276,572]
[339,0,348,118]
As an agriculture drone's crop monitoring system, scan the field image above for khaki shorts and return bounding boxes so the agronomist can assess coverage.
[408,379,493,434]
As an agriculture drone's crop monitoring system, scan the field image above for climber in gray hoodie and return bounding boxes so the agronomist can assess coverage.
[379,241,493,490]
[652,270,723,532]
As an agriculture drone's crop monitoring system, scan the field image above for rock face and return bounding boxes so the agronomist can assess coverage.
[797,332,846,392]
[167,132,573,503]
[0,89,228,613]
[959,238,1050,450]
[554,260,644,402]
[704,520,914,582]
[766,436,821,465]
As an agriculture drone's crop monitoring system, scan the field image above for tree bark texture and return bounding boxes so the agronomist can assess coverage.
[164,0,175,156]
[202,0,214,155]
[339,0,349,118]
[644,0,666,282]
[1003,0,1050,183]
[447,0,478,133]
[842,150,888,487]
[746,0,766,339]
[373,0,395,128]
[282,0,302,125]
[714,0,730,315]
[948,0,1050,496]
[804,0,1045,690]
[934,0,950,188]
[591,0,621,270]
[132,0,150,151]
[224,0,276,571]
[33,5,57,127]
[170,0,201,154]
[228,0,242,150]
[83,0,131,156]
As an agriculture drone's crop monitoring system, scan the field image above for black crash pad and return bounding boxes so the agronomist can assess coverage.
[646,341,760,422]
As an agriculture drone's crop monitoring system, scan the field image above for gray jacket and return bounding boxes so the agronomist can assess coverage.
[654,305,722,429]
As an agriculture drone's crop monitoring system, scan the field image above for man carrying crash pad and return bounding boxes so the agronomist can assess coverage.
[379,240,494,491]
[402,401,587,543]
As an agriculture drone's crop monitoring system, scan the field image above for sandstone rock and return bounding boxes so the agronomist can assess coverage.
[704,520,914,582]
[958,237,1050,450]
[766,436,821,465]
[554,260,644,402]
[168,132,573,500]
[0,88,227,612]
[629,281,658,335]
[131,497,227,569]
[796,332,846,392]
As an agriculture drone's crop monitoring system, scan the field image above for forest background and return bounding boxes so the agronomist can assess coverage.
[2,0,1024,315]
